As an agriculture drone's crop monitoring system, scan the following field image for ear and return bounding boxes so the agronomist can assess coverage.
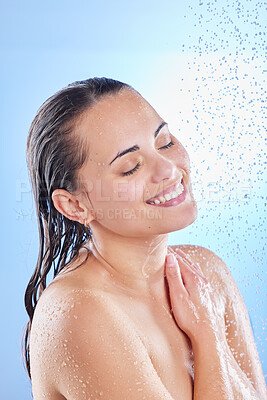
[51,189,95,225]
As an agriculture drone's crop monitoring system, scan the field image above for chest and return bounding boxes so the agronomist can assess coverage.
[114,296,194,400]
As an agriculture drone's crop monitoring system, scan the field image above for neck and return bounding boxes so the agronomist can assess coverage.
[87,225,170,300]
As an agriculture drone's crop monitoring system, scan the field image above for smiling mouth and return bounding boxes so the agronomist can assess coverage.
[146,178,185,205]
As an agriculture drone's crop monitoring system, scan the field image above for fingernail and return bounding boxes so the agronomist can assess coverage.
[166,253,176,266]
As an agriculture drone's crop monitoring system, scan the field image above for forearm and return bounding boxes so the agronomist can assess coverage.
[192,333,260,400]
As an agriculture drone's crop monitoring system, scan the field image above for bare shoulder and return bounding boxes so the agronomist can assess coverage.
[169,245,266,396]
[29,281,106,398]
[168,243,241,317]
[30,278,174,400]
[168,244,232,297]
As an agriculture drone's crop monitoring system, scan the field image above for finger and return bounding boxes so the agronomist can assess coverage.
[172,249,202,274]
[165,253,188,296]
[171,247,193,264]
[169,248,199,275]
[169,248,207,282]
[185,260,207,281]
[175,253,209,287]
[168,248,197,272]
[194,262,203,272]
[190,263,208,282]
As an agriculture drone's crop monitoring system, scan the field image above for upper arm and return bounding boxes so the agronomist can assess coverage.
[170,244,266,397]
[30,288,175,400]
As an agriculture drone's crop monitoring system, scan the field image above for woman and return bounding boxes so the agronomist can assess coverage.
[23,77,266,399]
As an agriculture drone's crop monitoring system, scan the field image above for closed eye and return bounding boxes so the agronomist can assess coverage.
[122,162,141,176]
[122,141,175,176]
[160,140,174,150]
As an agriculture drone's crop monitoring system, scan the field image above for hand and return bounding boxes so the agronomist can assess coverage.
[165,248,223,344]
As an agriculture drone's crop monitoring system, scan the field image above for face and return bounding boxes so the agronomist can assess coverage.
[75,89,198,237]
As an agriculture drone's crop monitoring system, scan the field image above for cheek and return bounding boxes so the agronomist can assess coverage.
[173,142,191,170]
[181,146,190,164]
[91,178,139,204]
[112,180,137,202]
[113,179,148,204]
[87,178,113,205]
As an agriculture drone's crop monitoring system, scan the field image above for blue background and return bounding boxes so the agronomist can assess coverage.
[1,0,266,398]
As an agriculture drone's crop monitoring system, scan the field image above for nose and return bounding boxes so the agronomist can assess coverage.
[150,153,177,184]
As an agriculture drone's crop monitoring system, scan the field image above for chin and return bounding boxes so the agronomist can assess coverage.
[142,198,198,236]
[168,205,198,233]
[93,197,198,238]
[169,201,198,232]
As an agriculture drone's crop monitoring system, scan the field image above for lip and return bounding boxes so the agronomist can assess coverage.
[147,179,187,207]
[146,176,183,204]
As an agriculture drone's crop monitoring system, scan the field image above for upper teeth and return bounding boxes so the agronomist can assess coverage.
[149,181,184,205]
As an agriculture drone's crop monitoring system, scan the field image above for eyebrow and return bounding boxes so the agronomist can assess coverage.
[109,121,168,166]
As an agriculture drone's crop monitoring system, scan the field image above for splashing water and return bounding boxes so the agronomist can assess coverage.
[168,0,266,379]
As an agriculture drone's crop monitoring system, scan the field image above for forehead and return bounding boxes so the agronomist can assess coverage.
[75,89,162,163]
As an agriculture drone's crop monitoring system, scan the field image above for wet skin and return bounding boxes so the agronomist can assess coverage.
[29,243,266,399]
[30,89,266,399]
[51,88,198,301]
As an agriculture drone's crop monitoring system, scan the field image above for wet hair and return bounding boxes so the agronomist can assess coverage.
[22,77,133,380]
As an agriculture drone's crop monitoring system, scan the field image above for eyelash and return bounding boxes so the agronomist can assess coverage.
[122,141,174,176]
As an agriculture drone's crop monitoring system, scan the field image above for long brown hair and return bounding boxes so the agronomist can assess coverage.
[22,77,132,380]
